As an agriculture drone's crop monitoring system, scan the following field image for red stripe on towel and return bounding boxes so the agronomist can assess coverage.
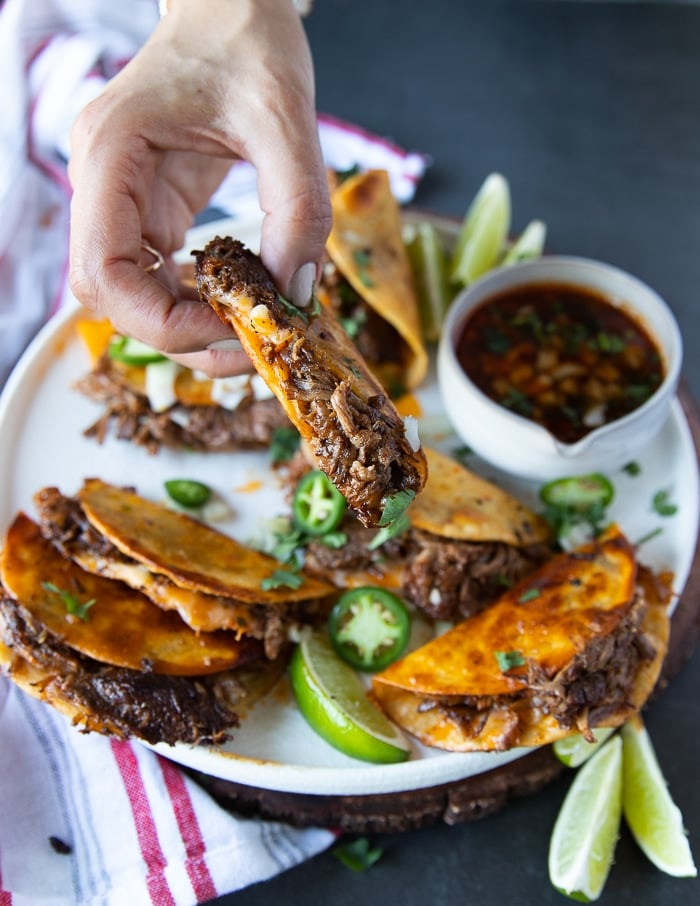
[111,740,176,906]
[159,757,218,903]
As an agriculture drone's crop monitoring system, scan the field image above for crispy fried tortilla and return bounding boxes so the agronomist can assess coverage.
[194,237,428,526]
[0,513,262,676]
[322,169,429,391]
[409,448,551,546]
[372,525,671,751]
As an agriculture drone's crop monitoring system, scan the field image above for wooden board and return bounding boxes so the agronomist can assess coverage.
[196,384,700,832]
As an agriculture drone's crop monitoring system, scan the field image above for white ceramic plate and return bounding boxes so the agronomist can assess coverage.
[0,215,697,796]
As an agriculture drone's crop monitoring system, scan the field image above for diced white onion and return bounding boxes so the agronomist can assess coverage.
[428,588,442,606]
[168,408,191,428]
[209,374,250,411]
[583,404,606,428]
[145,360,181,412]
[250,373,275,401]
[404,414,421,451]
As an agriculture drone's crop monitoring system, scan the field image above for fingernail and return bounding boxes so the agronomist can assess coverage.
[206,338,243,351]
[288,262,316,308]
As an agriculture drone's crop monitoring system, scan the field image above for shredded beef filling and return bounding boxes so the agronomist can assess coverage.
[75,358,289,454]
[304,519,550,621]
[0,596,238,746]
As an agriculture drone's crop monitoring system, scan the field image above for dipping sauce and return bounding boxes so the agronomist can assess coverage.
[456,282,664,444]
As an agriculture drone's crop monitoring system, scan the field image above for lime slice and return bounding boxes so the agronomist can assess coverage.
[502,219,547,265]
[548,734,623,902]
[621,717,697,877]
[404,220,452,341]
[449,172,511,287]
[289,633,411,764]
[553,727,617,768]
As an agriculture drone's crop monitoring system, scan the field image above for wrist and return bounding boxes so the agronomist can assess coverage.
[159,0,314,16]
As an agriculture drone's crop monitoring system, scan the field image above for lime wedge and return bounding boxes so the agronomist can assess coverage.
[449,172,511,287]
[553,727,617,768]
[548,734,622,902]
[405,220,452,341]
[502,219,547,265]
[621,716,697,878]
[289,633,411,764]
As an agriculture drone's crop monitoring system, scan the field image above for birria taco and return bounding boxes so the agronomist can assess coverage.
[371,525,671,752]
[319,168,429,394]
[194,237,428,527]
[0,481,335,745]
[302,446,553,621]
[33,479,334,659]
[74,318,290,454]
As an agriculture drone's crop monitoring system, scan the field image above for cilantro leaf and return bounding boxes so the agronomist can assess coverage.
[367,490,416,551]
[494,650,526,672]
[518,588,540,603]
[42,582,96,621]
[332,837,383,872]
[269,426,301,464]
[652,489,678,517]
[352,249,376,288]
[260,569,304,591]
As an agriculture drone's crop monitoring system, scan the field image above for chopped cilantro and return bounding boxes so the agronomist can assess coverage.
[340,308,367,340]
[494,650,526,672]
[518,588,540,603]
[595,331,627,354]
[275,291,321,326]
[623,461,641,477]
[335,164,361,184]
[652,490,678,517]
[42,582,96,621]
[367,490,416,551]
[495,574,515,588]
[269,426,301,464]
[352,249,375,288]
[500,388,533,416]
[332,837,383,872]
[635,526,663,546]
[453,444,473,463]
[318,531,348,549]
[260,569,303,591]
[483,327,510,355]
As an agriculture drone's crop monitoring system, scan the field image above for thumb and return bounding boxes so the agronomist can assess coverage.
[254,126,332,307]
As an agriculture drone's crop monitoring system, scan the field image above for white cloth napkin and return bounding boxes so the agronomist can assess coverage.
[0,1,428,903]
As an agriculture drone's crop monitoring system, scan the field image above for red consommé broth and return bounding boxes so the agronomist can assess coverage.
[456,282,664,444]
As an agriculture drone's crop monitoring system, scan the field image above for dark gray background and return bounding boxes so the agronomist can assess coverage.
[212,2,700,904]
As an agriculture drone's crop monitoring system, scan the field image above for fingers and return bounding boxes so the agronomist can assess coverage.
[168,344,254,379]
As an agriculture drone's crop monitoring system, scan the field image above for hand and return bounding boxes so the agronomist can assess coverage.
[68,0,331,377]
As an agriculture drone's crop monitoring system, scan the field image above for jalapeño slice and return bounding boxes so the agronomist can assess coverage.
[164,479,212,509]
[328,587,411,672]
[540,473,614,511]
[108,335,167,365]
[292,470,347,536]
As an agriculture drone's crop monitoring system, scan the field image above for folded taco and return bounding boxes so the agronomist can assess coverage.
[320,168,429,394]
[34,479,335,661]
[74,317,290,454]
[371,525,671,752]
[0,512,276,745]
[194,237,428,527]
[302,446,553,621]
